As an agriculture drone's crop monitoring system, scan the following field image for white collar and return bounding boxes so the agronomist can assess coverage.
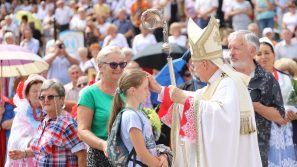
[208,69,222,84]
[281,40,292,46]
[250,70,255,78]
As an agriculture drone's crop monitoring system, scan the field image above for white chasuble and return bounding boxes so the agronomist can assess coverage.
[159,70,262,167]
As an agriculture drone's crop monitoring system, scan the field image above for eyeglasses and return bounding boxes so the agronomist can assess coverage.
[103,62,127,69]
[183,72,192,77]
[77,82,88,88]
[38,95,60,101]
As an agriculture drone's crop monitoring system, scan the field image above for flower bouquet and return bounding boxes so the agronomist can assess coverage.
[286,86,297,113]
[288,91,297,105]
[143,107,162,141]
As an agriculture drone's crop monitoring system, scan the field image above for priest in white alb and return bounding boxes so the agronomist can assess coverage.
[147,17,262,167]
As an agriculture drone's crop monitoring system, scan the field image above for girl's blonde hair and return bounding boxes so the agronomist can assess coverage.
[108,69,147,133]
[169,22,181,35]
[274,58,297,78]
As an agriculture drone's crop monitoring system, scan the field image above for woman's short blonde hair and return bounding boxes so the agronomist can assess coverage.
[78,47,88,56]
[4,31,14,40]
[274,58,297,77]
[169,22,181,35]
[96,45,124,64]
[106,24,118,32]
[122,47,133,61]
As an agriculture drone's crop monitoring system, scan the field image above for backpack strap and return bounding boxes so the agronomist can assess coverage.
[128,148,148,167]
[123,107,148,167]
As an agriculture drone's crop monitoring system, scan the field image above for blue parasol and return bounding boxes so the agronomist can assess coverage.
[155,49,190,86]
[151,49,190,105]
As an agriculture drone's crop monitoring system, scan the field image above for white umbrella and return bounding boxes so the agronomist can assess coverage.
[0,44,49,103]
[0,44,49,77]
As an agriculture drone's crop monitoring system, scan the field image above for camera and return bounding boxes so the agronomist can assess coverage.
[248,87,261,102]
[58,43,65,49]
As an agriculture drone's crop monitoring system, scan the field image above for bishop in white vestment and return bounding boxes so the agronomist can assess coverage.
[149,17,262,167]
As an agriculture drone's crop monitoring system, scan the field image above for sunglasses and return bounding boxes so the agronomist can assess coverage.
[77,82,88,88]
[103,62,127,69]
[38,95,60,101]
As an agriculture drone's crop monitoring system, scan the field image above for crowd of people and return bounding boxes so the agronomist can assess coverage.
[0,0,297,167]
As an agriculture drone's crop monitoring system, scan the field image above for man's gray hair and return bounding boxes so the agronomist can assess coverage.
[228,30,260,52]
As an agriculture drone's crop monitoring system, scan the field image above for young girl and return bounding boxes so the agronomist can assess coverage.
[108,69,169,167]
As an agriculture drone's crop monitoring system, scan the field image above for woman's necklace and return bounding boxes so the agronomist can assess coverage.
[29,101,43,121]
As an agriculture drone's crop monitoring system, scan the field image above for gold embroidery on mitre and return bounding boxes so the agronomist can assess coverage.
[213,31,221,46]
[187,17,222,61]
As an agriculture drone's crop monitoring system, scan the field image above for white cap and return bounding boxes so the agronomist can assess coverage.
[262,27,273,36]
[23,74,45,98]
[259,37,274,48]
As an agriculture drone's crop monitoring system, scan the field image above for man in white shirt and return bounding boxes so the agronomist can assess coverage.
[44,40,79,84]
[70,7,87,32]
[20,28,40,54]
[54,0,73,32]
[64,64,82,102]
[102,24,129,48]
[275,28,297,60]
[64,64,83,112]
[132,25,157,56]
[195,0,219,28]
[2,16,19,43]
[36,1,49,21]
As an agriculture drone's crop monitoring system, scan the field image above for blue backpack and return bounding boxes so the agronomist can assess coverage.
[107,108,147,167]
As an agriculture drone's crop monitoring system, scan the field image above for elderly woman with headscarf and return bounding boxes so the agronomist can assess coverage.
[8,80,87,166]
[5,74,45,167]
